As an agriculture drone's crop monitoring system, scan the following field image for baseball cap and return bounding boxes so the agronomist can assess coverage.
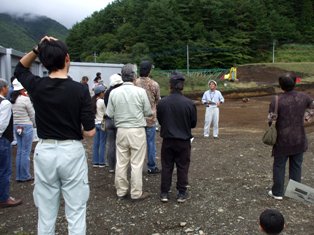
[94,85,106,95]
[12,79,24,91]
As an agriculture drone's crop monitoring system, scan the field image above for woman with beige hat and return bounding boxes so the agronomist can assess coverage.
[10,78,35,182]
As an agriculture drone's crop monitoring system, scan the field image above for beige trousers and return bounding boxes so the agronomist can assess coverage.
[115,128,146,199]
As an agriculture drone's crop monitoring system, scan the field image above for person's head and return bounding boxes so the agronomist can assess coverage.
[109,73,123,87]
[10,79,25,103]
[96,72,101,78]
[0,79,9,97]
[139,60,152,77]
[279,73,296,92]
[169,72,185,92]
[81,76,89,84]
[38,38,69,74]
[208,80,217,91]
[121,64,137,82]
[94,85,106,98]
[259,209,285,235]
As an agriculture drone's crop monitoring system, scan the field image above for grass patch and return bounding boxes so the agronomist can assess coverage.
[261,62,314,76]
[274,44,314,63]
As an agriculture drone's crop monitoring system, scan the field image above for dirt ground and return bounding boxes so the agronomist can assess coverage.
[1,67,314,235]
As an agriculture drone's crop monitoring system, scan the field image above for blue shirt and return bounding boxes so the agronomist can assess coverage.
[201,90,224,107]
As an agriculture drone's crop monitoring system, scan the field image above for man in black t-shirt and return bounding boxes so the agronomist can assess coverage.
[14,36,95,234]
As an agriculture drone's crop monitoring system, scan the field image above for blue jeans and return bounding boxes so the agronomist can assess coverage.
[272,153,303,196]
[14,124,33,181]
[146,125,157,170]
[0,137,12,202]
[92,124,107,165]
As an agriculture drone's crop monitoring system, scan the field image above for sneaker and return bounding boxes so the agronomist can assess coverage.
[204,135,209,138]
[92,164,99,168]
[160,193,169,203]
[177,192,190,203]
[132,192,150,201]
[109,169,115,173]
[16,177,34,183]
[99,164,105,168]
[117,194,128,200]
[0,197,22,208]
[147,167,161,175]
[213,136,219,139]
[268,190,283,200]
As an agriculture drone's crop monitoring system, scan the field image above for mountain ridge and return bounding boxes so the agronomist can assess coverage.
[0,13,68,52]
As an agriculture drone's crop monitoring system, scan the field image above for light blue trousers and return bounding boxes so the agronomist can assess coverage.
[33,139,89,235]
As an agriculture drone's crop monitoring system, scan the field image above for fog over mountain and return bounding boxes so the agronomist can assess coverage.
[0,13,68,52]
[1,0,113,28]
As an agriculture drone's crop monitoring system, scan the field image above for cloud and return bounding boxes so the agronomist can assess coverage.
[1,0,113,28]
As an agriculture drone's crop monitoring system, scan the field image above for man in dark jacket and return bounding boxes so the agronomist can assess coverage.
[157,72,197,203]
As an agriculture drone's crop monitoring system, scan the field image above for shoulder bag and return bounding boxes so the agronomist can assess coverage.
[262,95,278,146]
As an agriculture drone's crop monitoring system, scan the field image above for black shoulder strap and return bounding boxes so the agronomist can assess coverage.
[273,95,279,121]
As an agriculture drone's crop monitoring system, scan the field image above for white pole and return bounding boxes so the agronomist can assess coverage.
[187,44,190,76]
[272,40,276,63]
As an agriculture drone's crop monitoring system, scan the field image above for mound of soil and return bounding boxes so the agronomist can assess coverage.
[237,65,289,84]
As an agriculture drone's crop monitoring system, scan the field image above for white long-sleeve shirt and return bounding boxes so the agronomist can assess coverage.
[0,95,12,137]
[201,89,224,107]
[95,98,106,124]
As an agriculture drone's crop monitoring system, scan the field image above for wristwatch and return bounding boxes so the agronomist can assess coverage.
[32,45,39,55]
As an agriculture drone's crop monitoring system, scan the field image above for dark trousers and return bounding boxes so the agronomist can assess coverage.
[0,137,12,202]
[105,117,117,171]
[272,153,303,196]
[160,138,191,194]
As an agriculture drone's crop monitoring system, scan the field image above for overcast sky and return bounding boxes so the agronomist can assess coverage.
[1,0,114,28]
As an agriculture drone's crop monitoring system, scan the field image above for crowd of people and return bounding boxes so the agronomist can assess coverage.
[0,36,313,235]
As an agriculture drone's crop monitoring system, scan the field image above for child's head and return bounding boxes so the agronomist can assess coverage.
[259,209,285,234]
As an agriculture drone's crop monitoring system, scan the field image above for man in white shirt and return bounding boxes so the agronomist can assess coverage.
[106,64,152,200]
[0,79,22,208]
[201,80,224,139]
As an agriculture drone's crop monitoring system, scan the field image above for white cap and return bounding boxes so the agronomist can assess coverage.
[208,80,217,86]
[12,79,24,91]
[109,74,123,87]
